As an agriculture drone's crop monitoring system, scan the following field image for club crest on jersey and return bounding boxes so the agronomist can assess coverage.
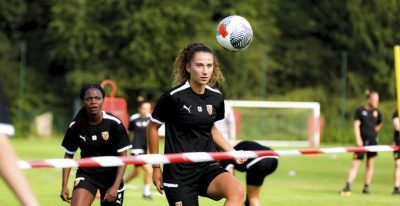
[206,105,213,115]
[101,132,109,141]
[175,201,183,206]
[373,111,378,118]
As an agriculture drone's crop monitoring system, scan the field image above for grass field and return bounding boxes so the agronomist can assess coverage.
[1,138,399,205]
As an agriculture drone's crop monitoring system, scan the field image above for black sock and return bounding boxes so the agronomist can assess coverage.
[345,183,351,189]
[364,184,369,188]
[395,187,399,191]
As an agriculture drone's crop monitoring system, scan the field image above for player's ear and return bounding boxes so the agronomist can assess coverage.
[186,64,191,73]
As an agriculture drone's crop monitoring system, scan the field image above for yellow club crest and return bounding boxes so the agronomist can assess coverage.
[101,131,109,141]
[206,104,213,115]
[373,111,378,118]
[175,201,183,206]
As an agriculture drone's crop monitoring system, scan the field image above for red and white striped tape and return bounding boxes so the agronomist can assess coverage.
[17,145,400,169]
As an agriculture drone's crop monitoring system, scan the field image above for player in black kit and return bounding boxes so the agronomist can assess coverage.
[60,84,132,206]
[340,91,382,196]
[147,43,245,206]
[391,111,400,195]
[124,101,153,199]
[220,141,278,206]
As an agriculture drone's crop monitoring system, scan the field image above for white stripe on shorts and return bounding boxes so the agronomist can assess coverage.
[163,182,178,188]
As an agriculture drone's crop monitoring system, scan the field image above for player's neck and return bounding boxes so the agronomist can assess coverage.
[88,112,103,125]
[188,79,206,94]
[364,105,374,111]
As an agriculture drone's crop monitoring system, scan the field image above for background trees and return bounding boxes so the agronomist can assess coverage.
[0,0,399,142]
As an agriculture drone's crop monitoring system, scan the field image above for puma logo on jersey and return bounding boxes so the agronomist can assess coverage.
[183,105,191,113]
[79,135,86,142]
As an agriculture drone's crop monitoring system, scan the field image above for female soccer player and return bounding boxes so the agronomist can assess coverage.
[0,80,39,206]
[124,101,153,199]
[60,84,132,206]
[340,91,382,196]
[147,43,245,206]
[392,110,400,195]
[220,141,278,206]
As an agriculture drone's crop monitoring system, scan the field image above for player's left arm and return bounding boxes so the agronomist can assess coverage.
[211,126,246,164]
[211,125,235,151]
[375,111,383,132]
[0,134,39,206]
[104,150,128,202]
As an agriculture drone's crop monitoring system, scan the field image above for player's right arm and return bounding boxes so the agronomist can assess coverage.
[353,120,363,146]
[60,153,73,203]
[60,123,78,202]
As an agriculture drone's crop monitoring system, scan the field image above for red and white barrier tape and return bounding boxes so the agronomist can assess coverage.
[17,145,400,169]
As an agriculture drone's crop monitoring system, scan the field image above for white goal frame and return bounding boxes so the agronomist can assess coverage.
[226,100,321,148]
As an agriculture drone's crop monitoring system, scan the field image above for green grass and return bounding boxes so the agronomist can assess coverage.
[1,138,399,205]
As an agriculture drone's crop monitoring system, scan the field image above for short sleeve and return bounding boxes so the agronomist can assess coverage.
[151,93,174,124]
[61,122,79,155]
[354,108,362,121]
[115,123,132,153]
[0,84,14,137]
[215,98,225,122]
[377,110,382,124]
[128,120,134,132]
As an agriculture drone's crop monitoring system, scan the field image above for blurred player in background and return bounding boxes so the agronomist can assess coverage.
[215,100,237,143]
[340,91,382,196]
[220,141,278,206]
[124,101,153,200]
[148,42,245,206]
[60,84,132,205]
[391,110,400,195]
[0,80,39,206]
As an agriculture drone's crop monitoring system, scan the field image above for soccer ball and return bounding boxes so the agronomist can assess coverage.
[216,15,253,52]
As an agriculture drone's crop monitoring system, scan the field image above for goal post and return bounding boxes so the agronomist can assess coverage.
[226,100,321,148]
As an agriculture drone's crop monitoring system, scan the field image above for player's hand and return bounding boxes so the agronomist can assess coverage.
[103,185,118,202]
[356,140,363,147]
[60,186,72,203]
[152,167,164,194]
[235,150,247,164]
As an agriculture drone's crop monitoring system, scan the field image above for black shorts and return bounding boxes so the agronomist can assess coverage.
[353,152,377,160]
[246,157,278,186]
[163,163,228,206]
[131,138,147,155]
[74,174,125,206]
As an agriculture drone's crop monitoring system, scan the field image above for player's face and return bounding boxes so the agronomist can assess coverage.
[186,52,214,86]
[139,102,152,117]
[83,88,104,115]
[368,93,379,109]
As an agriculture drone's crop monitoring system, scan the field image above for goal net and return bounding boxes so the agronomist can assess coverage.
[226,100,321,148]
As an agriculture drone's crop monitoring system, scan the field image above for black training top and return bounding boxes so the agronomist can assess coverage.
[354,107,382,141]
[220,141,273,172]
[393,111,399,145]
[129,113,150,151]
[61,111,132,183]
[151,81,225,185]
[0,81,14,137]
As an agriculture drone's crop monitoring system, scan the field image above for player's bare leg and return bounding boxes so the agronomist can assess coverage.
[143,164,153,199]
[363,157,375,194]
[340,159,362,196]
[207,172,244,206]
[246,185,261,206]
[393,159,400,194]
[71,188,95,206]
[124,165,142,183]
